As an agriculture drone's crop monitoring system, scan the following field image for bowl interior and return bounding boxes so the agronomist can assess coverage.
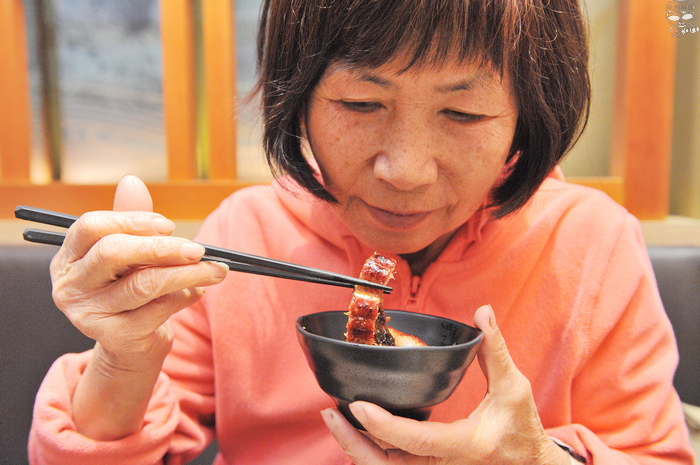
[298,310,480,346]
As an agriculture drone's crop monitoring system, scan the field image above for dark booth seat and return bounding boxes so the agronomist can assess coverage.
[1,244,698,464]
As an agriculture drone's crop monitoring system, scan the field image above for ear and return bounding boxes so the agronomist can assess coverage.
[298,105,316,166]
[298,104,308,139]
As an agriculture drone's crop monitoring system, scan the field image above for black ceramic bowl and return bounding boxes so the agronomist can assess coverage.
[296,310,483,428]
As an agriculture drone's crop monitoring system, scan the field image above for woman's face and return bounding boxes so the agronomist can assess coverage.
[304,55,518,256]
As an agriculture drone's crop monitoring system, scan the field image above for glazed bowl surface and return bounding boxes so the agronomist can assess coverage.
[296,310,483,428]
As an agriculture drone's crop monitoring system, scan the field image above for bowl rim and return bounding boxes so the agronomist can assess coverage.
[295,309,484,352]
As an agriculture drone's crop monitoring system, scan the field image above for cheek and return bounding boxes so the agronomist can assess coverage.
[448,125,514,186]
[309,112,380,187]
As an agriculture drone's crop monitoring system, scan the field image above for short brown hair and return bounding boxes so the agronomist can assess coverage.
[256,0,590,217]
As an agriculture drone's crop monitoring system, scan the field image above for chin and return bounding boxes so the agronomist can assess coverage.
[359,231,437,256]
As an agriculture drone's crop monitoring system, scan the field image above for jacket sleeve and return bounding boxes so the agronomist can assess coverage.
[547,213,695,464]
[28,351,179,465]
[28,298,217,465]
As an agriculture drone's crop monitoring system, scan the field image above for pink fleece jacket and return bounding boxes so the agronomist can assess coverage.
[28,177,695,464]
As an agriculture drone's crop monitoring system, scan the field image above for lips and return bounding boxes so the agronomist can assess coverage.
[363,202,431,230]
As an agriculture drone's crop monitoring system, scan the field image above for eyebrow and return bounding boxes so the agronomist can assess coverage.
[354,69,495,93]
[435,73,494,93]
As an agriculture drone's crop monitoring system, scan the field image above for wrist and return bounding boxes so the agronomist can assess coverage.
[92,323,174,373]
[72,343,168,440]
[93,338,171,374]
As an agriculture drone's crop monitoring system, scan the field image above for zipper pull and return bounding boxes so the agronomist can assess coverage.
[406,275,422,306]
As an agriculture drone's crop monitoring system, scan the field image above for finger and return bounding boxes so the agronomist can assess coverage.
[349,402,458,458]
[321,409,397,464]
[53,211,176,270]
[105,260,227,310]
[61,261,227,341]
[113,175,153,212]
[473,305,526,397]
[90,286,207,352]
[58,257,227,318]
[82,234,208,287]
[52,233,208,304]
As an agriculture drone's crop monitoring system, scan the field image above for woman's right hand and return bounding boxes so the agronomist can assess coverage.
[51,175,228,439]
[51,175,227,360]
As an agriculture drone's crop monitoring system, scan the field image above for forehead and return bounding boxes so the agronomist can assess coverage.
[322,56,508,92]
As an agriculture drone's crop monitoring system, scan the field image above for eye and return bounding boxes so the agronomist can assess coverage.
[682,13,693,19]
[668,14,680,20]
[441,109,486,123]
[340,101,383,112]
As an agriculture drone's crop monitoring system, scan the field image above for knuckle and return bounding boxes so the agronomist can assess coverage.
[125,267,162,301]
[50,267,78,311]
[122,212,154,233]
[50,287,97,336]
[93,235,125,263]
[145,235,178,261]
[49,253,68,281]
[73,211,106,236]
[51,286,70,311]
[76,210,154,237]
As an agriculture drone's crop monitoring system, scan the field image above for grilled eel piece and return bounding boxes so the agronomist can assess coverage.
[345,252,426,347]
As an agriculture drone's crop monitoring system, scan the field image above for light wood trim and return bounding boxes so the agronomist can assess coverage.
[202,0,238,180]
[2,177,622,220]
[568,176,624,205]
[1,181,255,220]
[161,0,198,180]
[0,0,32,181]
[611,0,676,220]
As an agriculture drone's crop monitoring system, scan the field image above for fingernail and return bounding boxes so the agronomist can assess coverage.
[208,261,229,279]
[485,304,496,330]
[320,409,336,428]
[348,403,367,425]
[152,217,175,234]
[181,242,205,260]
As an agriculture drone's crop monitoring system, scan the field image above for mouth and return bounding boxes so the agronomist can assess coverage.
[363,202,432,231]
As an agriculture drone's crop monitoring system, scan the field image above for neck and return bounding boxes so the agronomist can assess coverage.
[400,231,456,276]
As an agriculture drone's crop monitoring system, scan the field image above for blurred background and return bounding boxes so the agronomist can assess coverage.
[1,0,698,234]
[18,0,269,184]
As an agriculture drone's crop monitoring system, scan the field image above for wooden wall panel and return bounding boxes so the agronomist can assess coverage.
[2,181,254,220]
[202,0,238,180]
[161,0,198,180]
[0,0,32,181]
[611,0,677,219]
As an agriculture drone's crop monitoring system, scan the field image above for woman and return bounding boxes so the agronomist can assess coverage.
[29,1,694,464]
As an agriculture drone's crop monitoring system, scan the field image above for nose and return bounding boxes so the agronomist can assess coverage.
[372,117,439,191]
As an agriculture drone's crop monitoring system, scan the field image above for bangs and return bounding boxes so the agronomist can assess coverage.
[320,0,517,73]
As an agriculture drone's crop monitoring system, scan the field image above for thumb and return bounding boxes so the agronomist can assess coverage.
[113,175,153,212]
[473,305,521,395]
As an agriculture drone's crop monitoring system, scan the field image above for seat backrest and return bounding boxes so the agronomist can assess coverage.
[648,246,700,406]
[0,244,220,464]
[0,245,94,465]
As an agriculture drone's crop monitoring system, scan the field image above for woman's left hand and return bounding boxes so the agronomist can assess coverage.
[321,305,572,465]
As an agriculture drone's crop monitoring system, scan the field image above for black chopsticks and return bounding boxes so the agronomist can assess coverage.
[15,206,392,294]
